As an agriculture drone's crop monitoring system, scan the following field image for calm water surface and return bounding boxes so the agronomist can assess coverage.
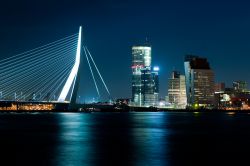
[0,112,249,166]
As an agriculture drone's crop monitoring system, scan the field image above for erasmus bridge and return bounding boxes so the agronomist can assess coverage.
[0,26,111,111]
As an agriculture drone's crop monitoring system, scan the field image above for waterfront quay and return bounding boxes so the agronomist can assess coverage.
[0,101,67,111]
[0,100,250,113]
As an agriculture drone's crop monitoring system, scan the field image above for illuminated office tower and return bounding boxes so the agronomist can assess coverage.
[168,71,187,109]
[233,81,248,92]
[131,45,158,106]
[184,55,215,108]
[152,67,159,104]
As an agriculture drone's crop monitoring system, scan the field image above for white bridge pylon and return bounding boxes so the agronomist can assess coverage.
[57,26,82,102]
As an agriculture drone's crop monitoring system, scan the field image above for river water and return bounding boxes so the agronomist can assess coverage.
[0,112,249,166]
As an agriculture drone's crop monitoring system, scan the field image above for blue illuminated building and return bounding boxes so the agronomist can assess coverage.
[131,45,159,107]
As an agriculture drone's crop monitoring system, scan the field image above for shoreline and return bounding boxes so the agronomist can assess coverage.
[0,108,249,113]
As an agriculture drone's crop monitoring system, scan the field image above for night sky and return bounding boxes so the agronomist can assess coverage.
[0,0,250,101]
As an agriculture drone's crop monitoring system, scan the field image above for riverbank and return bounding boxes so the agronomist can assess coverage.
[0,107,250,113]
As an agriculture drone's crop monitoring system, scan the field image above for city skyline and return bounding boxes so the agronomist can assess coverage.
[0,0,250,99]
[0,1,250,165]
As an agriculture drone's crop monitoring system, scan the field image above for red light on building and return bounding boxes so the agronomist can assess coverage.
[131,65,144,69]
[131,66,137,69]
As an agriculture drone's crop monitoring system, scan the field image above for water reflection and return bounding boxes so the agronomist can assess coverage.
[53,112,171,166]
[130,113,170,166]
[0,112,250,165]
[54,113,94,166]
[226,112,236,116]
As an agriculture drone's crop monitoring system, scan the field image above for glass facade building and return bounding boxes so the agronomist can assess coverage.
[131,45,158,106]
[233,81,248,92]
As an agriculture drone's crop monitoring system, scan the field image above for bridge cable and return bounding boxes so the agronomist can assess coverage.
[0,33,78,101]
[83,46,101,99]
[85,47,111,97]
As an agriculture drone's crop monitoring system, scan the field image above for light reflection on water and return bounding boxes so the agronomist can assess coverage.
[54,113,94,166]
[130,113,170,166]
[53,112,171,166]
[0,112,249,165]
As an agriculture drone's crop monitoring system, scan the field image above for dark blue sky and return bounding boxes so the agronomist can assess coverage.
[0,0,250,100]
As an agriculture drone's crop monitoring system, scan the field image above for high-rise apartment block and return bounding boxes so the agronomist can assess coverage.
[131,45,158,106]
[184,55,215,108]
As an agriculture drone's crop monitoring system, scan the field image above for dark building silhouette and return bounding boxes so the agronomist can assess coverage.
[215,83,226,92]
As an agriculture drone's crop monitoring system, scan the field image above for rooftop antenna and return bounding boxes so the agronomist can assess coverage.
[145,37,151,46]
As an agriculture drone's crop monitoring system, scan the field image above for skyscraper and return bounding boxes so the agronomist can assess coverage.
[131,45,158,106]
[151,67,159,105]
[184,55,215,108]
[168,71,187,109]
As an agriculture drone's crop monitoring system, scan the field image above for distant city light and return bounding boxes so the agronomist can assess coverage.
[153,66,159,71]
[159,101,165,106]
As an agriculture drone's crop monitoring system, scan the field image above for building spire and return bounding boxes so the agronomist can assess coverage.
[145,37,151,46]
